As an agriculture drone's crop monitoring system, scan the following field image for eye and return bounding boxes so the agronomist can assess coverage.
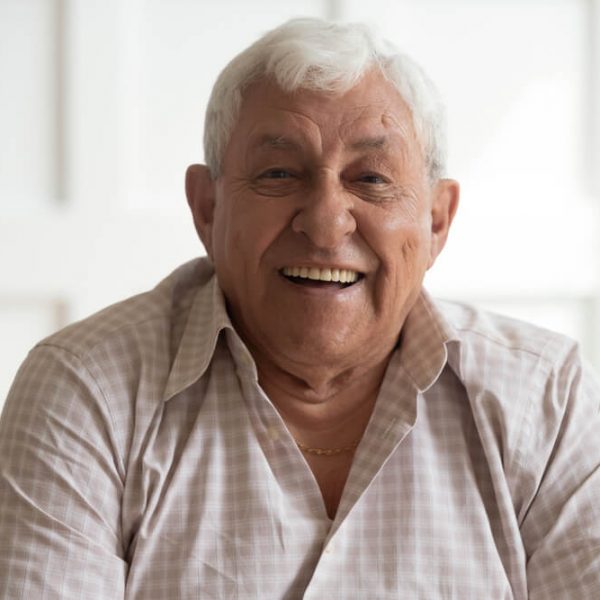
[259,168,293,179]
[358,173,388,184]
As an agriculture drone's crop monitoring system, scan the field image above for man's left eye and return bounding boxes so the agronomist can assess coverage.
[359,173,387,184]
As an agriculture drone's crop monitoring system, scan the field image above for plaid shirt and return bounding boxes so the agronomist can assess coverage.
[1,257,599,599]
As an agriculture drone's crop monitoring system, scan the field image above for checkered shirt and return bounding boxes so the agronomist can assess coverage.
[1,258,599,599]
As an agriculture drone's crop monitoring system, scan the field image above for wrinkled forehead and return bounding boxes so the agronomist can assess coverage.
[228,72,420,157]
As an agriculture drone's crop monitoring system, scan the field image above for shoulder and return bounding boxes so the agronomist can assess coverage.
[434,296,600,466]
[5,258,215,461]
[433,298,600,523]
[11,257,215,415]
[436,298,579,373]
[34,258,212,364]
[432,297,597,456]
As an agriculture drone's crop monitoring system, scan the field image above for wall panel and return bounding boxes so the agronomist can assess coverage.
[0,0,60,210]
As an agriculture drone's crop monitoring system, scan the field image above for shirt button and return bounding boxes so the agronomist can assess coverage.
[324,543,333,554]
[267,426,279,441]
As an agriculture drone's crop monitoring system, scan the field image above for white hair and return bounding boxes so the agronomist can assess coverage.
[203,18,447,182]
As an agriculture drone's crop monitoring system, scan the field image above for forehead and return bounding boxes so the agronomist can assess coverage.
[231,70,417,150]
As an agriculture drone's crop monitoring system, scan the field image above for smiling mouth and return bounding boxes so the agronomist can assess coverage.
[280,266,363,288]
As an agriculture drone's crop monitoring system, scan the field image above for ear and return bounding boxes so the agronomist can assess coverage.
[186,164,216,258]
[428,178,460,268]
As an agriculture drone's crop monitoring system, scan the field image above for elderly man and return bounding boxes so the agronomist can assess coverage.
[1,17,599,599]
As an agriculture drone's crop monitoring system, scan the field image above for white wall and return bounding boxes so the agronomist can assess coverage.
[2,0,599,404]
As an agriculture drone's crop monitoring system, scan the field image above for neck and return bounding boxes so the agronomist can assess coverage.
[248,341,394,521]
[255,350,391,443]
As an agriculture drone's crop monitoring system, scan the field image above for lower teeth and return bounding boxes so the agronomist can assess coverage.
[286,276,351,287]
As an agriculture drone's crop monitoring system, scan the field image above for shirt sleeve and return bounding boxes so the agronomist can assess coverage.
[0,344,127,599]
[521,347,600,599]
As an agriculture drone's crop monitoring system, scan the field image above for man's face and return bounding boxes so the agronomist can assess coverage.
[188,70,458,374]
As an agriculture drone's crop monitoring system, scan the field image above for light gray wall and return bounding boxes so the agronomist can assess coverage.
[1,0,599,404]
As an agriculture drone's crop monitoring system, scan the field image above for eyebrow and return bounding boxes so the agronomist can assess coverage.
[253,134,303,152]
[349,136,388,151]
[251,133,390,153]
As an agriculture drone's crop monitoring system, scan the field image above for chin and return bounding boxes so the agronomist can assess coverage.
[275,325,368,367]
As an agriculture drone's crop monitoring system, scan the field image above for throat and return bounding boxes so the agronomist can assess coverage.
[257,365,383,520]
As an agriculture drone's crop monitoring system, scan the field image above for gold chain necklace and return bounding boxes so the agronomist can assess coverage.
[296,439,359,456]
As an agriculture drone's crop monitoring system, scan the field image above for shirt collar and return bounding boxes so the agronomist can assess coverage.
[163,270,463,401]
[396,289,461,393]
[163,270,234,402]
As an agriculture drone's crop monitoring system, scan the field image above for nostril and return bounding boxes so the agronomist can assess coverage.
[290,209,356,248]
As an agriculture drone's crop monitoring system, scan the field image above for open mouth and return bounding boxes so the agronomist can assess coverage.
[280,266,363,288]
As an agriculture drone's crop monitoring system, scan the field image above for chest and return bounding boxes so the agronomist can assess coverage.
[303,453,355,519]
[121,361,525,599]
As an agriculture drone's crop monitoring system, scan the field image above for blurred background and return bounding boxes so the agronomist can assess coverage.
[1,0,599,406]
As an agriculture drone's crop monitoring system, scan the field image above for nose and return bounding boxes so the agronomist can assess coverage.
[291,172,356,249]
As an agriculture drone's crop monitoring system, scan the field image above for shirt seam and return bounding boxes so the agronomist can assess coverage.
[34,304,193,362]
[453,326,559,368]
[34,341,126,474]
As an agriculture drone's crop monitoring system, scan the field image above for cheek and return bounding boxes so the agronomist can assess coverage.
[214,193,294,270]
[364,207,430,268]
[401,235,421,265]
[398,231,431,281]
[210,202,233,266]
[211,198,252,281]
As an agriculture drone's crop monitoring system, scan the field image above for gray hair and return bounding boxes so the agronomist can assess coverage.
[203,18,447,182]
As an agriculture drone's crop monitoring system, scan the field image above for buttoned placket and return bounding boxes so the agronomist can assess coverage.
[302,355,422,597]
[226,328,429,597]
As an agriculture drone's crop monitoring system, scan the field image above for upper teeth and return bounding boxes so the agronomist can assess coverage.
[282,266,359,283]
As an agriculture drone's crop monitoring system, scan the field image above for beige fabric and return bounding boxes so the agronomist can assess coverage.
[1,258,599,599]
